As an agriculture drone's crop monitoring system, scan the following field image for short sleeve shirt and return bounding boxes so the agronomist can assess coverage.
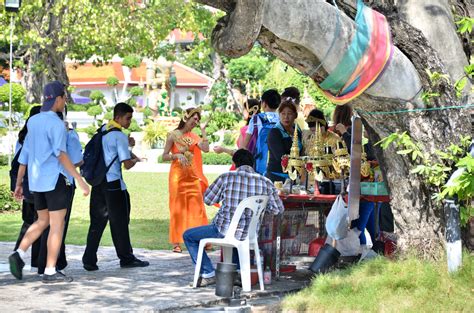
[102,125,131,190]
[246,112,280,136]
[61,129,83,184]
[18,111,67,192]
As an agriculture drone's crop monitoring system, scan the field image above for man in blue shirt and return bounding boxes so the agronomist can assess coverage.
[82,102,149,270]
[9,81,90,284]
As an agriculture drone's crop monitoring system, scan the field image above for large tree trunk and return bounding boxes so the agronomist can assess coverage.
[20,0,69,103]
[195,0,473,254]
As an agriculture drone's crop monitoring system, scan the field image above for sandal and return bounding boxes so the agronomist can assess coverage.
[172,245,182,253]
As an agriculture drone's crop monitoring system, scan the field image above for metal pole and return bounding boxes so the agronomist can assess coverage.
[8,14,14,164]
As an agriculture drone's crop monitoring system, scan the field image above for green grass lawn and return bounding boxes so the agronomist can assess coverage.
[282,253,473,312]
[0,167,218,250]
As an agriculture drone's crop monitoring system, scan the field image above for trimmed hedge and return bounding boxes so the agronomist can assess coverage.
[202,152,232,165]
[0,184,21,212]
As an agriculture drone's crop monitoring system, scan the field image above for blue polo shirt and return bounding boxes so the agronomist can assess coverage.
[61,129,83,184]
[101,125,131,190]
[18,111,67,192]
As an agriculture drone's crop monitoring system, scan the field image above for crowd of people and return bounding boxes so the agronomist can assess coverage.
[8,81,378,287]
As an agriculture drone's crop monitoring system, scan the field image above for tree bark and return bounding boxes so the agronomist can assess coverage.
[195,0,473,254]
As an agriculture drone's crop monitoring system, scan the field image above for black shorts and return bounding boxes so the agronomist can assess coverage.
[34,175,70,211]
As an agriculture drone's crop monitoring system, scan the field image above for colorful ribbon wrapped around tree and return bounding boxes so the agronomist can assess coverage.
[319,0,393,105]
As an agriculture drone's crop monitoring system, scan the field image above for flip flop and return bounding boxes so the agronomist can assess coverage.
[172,245,182,253]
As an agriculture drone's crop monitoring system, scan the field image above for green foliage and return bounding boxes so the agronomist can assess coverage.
[122,55,142,68]
[223,131,237,147]
[0,155,8,166]
[89,90,106,106]
[0,83,26,113]
[454,77,468,99]
[208,80,228,109]
[104,111,113,121]
[455,16,474,34]
[128,119,142,133]
[77,125,97,139]
[143,105,153,120]
[129,86,144,97]
[68,103,93,111]
[263,59,335,118]
[204,111,239,143]
[202,152,232,165]
[0,184,21,212]
[378,132,473,225]
[143,121,168,148]
[0,128,7,137]
[106,76,119,86]
[228,45,271,90]
[87,105,103,118]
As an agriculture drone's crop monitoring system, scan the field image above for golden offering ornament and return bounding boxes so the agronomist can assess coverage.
[281,126,304,181]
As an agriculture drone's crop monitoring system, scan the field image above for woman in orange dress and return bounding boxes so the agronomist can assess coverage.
[162,107,210,253]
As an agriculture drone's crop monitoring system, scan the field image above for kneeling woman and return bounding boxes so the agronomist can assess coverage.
[266,98,303,182]
[162,107,210,253]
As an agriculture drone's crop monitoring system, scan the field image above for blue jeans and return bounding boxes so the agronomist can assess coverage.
[356,201,379,245]
[183,224,240,277]
[183,224,223,277]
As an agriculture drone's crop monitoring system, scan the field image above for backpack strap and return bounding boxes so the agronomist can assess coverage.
[101,126,122,175]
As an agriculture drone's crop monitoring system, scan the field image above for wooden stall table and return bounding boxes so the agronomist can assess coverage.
[267,193,390,279]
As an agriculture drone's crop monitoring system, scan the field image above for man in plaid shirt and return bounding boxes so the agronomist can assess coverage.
[184,149,284,287]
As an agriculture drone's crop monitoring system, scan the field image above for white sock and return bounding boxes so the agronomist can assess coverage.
[16,249,26,261]
[44,267,56,275]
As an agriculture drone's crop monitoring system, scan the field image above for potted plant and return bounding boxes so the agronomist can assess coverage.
[143,121,168,149]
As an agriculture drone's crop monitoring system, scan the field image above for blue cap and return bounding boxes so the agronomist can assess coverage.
[42,81,65,112]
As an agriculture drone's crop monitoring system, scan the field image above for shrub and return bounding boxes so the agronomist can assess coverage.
[223,131,237,147]
[0,154,9,166]
[143,121,167,148]
[122,55,142,68]
[106,76,119,86]
[68,103,92,112]
[129,86,144,97]
[0,184,21,212]
[202,152,232,165]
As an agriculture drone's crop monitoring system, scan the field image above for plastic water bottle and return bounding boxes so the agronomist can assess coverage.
[263,266,272,285]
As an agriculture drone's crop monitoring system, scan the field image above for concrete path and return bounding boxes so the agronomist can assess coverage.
[0,242,311,311]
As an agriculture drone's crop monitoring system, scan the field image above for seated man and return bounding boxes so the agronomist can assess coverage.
[184,149,284,287]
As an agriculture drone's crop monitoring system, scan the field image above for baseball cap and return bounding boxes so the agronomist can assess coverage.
[42,81,65,112]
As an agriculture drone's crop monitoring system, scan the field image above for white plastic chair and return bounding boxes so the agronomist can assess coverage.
[192,195,269,292]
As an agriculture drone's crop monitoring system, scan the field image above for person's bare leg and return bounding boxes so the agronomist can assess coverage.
[19,210,50,252]
[46,209,67,269]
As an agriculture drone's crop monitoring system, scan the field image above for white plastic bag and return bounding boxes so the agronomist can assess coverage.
[325,195,349,240]
[326,229,361,256]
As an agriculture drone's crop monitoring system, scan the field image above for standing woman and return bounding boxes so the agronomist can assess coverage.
[266,98,303,182]
[162,107,210,253]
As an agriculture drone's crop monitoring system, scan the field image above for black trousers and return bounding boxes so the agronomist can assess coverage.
[14,200,40,268]
[37,185,74,274]
[82,179,135,266]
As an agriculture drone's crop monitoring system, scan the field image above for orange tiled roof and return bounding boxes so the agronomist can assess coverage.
[67,60,211,88]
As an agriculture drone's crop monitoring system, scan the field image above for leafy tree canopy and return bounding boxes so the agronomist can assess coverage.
[0,0,214,75]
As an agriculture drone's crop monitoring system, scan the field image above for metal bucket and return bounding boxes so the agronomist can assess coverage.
[215,262,237,297]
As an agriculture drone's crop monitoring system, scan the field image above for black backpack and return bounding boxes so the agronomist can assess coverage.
[81,126,121,186]
[9,148,34,203]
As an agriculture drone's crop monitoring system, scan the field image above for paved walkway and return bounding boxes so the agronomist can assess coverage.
[0,242,311,311]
